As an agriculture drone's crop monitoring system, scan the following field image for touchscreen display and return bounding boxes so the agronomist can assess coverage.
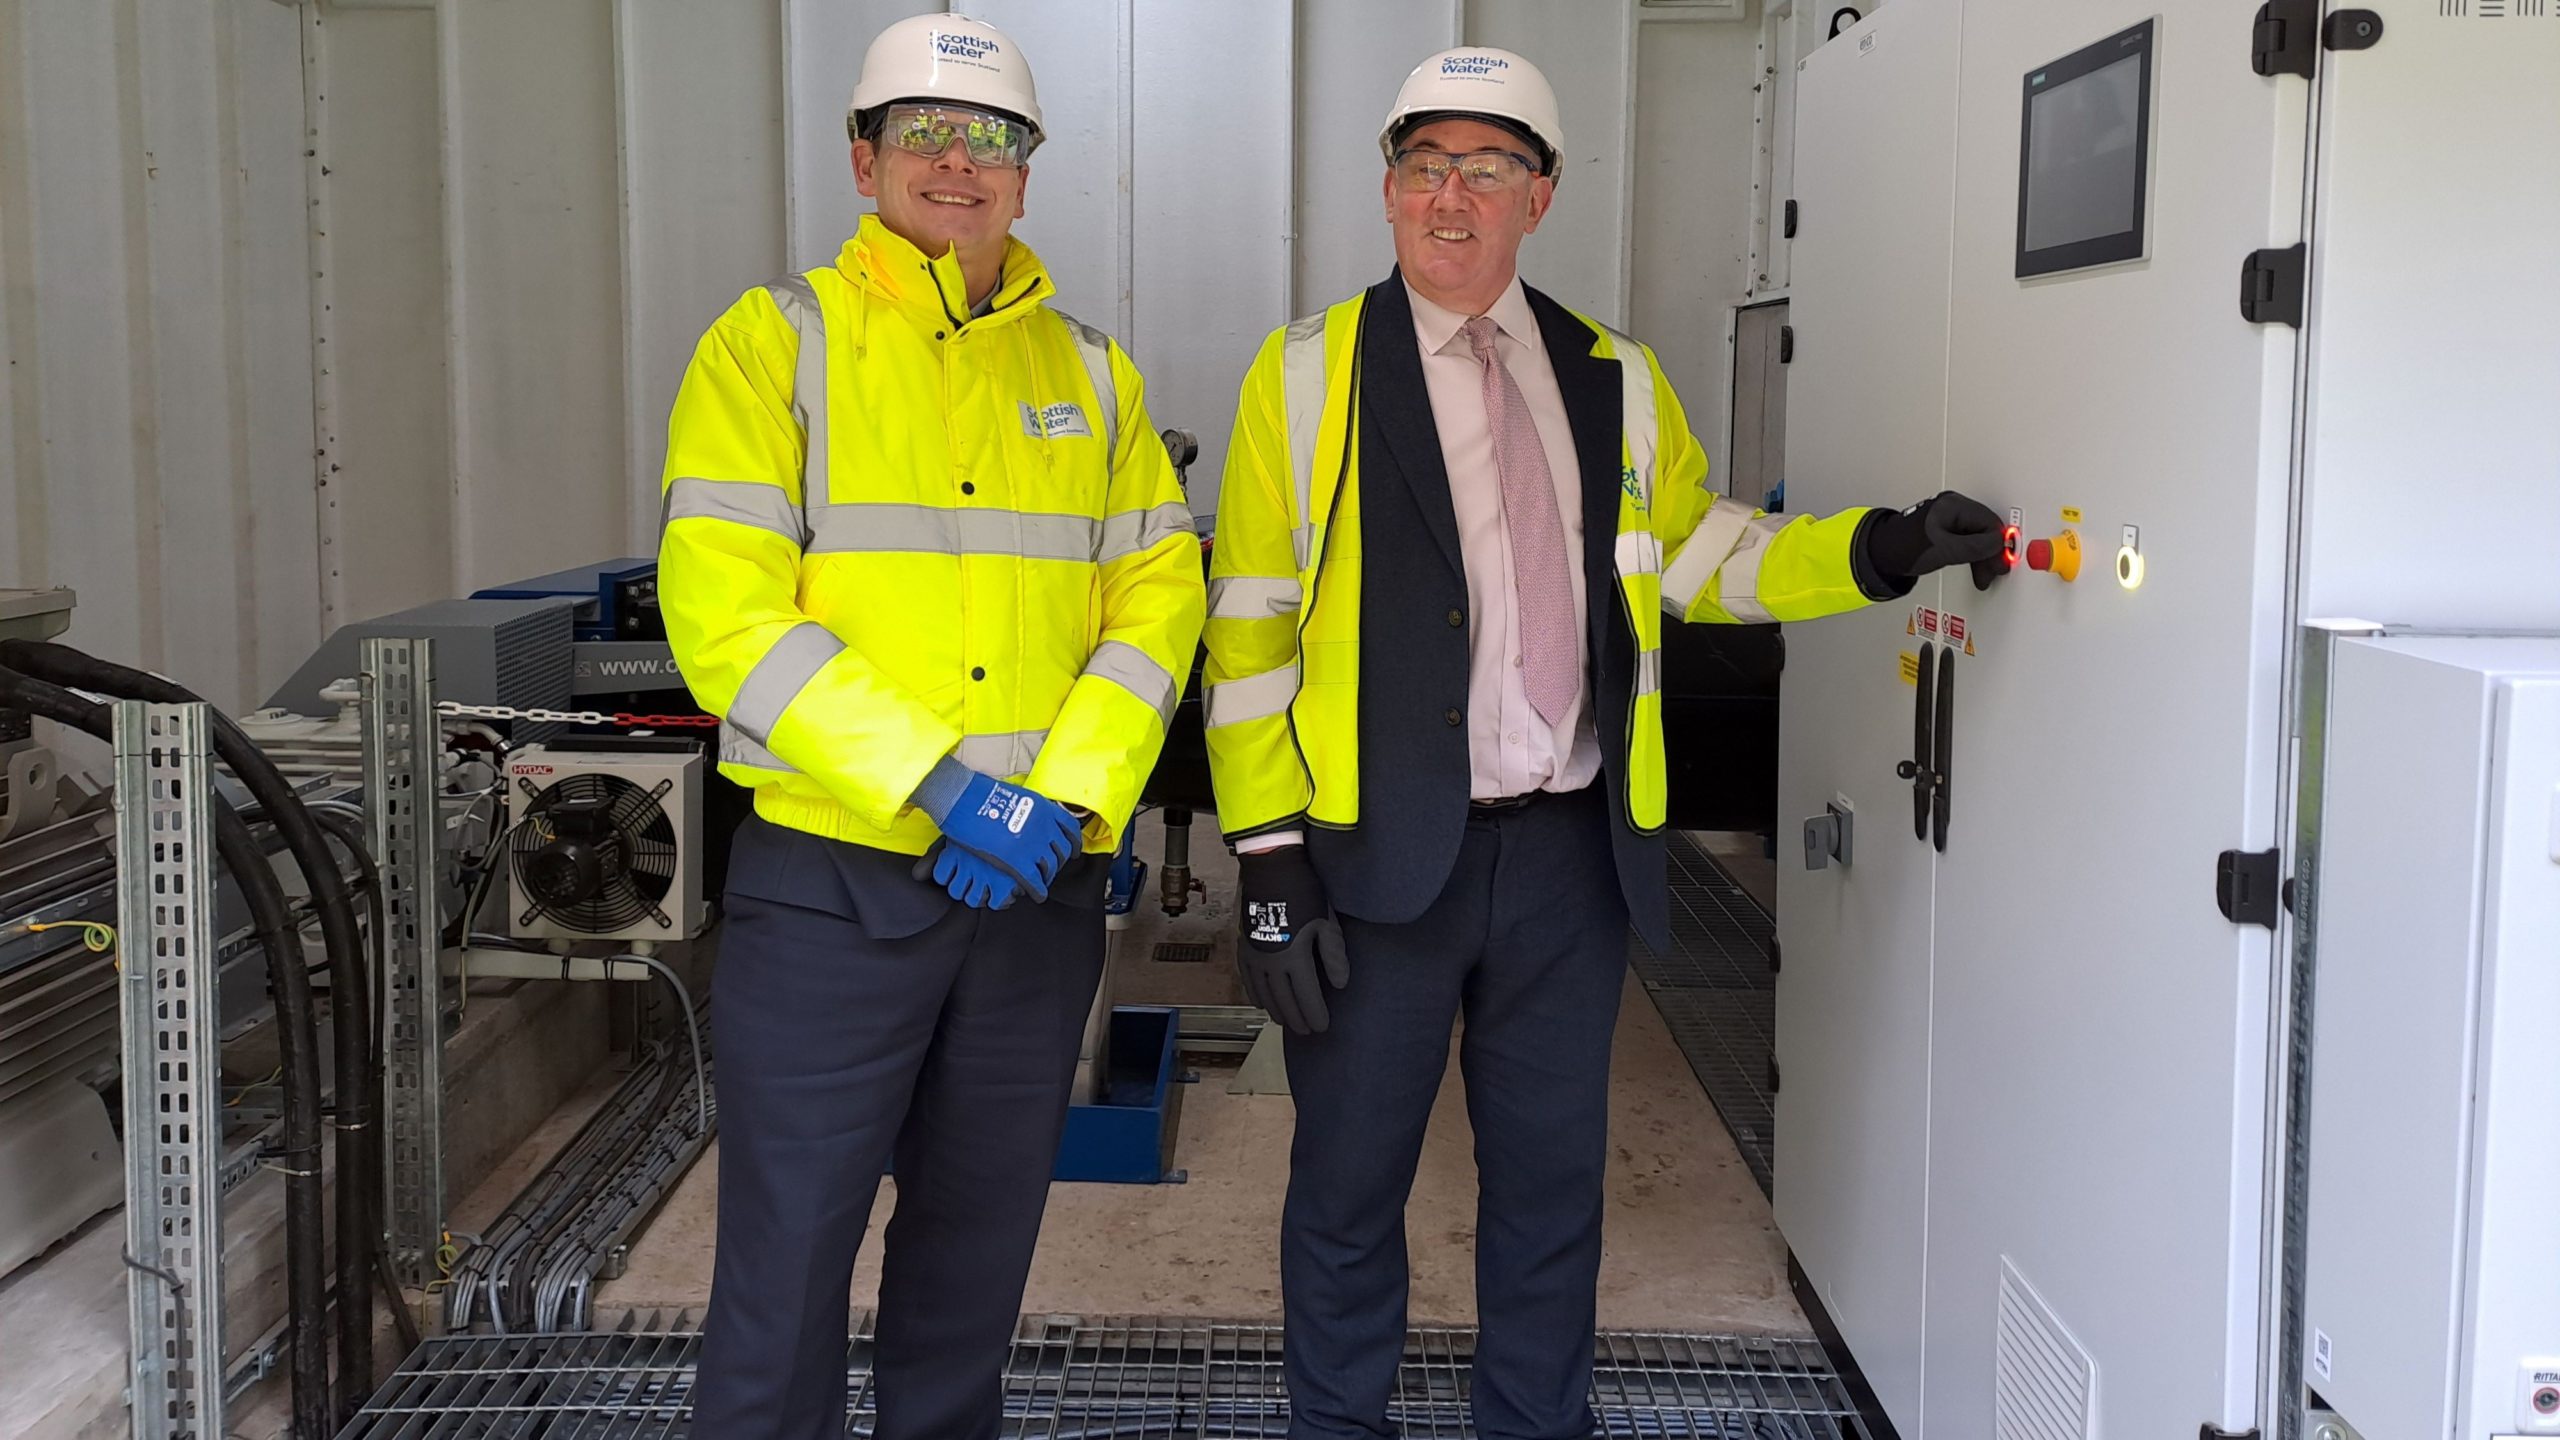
[2023,53,2144,253]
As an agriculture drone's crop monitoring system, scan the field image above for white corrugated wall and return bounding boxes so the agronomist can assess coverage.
[0,0,1785,715]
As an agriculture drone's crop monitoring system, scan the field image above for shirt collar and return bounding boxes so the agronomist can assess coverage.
[1405,273,1538,357]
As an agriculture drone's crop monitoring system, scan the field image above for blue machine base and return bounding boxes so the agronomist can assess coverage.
[1055,1006,1185,1185]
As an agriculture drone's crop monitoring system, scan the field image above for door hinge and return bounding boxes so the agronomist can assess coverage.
[2240,243,2307,327]
[1767,1056,1781,1095]
[2217,848,2282,929]
[2200,1426,2261,1440]
[1769,938,1783,975]
[1783,198,1799,238]
[1778,325,1795,363]
[2251,0,2317,78]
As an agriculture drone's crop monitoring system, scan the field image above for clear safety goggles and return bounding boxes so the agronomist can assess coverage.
[1390,147,1541,194]
[881,102,1033,168]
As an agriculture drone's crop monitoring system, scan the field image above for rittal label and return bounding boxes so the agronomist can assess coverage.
[2312,1330,2333,1382]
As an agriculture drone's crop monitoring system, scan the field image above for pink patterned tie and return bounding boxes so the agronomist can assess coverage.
[1462,315,1579,726]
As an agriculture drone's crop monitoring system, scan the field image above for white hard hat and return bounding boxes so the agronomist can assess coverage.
[1378,47,1564,183]
[848,13,1043,139]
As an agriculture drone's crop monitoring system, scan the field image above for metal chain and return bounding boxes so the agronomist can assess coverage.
[435,700,718,730]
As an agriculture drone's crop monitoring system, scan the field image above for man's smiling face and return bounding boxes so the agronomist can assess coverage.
[854,121,1030,263]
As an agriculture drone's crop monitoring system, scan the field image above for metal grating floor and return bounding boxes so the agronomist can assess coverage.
[340,1313,1874,1439]
[1632,836,1779,1196]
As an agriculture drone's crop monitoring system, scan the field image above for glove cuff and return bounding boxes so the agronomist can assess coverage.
[909,753,977,825]
[1850,508,1919,602]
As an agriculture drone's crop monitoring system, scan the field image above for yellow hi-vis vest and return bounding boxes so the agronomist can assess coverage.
[658,215,1205,856]
[1201,288,1875,839]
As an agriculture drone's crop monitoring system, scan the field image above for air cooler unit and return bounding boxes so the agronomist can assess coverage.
[503,745,706,943]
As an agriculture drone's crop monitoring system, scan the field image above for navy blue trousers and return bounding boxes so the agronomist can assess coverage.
[693,818,1107,1440]
[1281,784,1631,1440]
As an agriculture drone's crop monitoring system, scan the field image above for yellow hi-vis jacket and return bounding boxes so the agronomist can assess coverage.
[1202,288,1876,839]
[658,215,1206,856]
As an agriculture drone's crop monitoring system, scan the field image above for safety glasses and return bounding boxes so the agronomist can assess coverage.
[881,102,1033,168]
[1391,147,1540,194]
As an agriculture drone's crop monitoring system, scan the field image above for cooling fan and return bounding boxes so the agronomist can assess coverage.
[503,744,706,942]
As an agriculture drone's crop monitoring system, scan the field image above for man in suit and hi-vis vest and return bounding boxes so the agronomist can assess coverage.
[1201,46,2005,1440]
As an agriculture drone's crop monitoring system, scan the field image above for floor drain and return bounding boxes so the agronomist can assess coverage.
[1152,941,1212,964]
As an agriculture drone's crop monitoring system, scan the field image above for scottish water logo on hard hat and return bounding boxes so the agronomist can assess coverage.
[931,29,1001,63]
[1440,53,1511,78]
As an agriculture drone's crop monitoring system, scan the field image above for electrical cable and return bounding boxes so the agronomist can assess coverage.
[303,805,423,1355]
[464,933,710,1139]
[0,665,333,1440]
[0,638,378,1417]
[614,951,710,1139]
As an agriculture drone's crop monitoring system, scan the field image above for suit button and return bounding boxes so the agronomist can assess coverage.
[1443,707,1462,726]
[972,667,987,681]
[1446,608,1464,628]
[961,481,976,495]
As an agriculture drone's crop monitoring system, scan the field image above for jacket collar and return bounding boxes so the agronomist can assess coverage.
[1523,284,1628,681]
[836,213,1055,332]
[1359,271,1466,580]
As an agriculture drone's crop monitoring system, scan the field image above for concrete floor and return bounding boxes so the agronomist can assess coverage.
[464,811,1807,1336]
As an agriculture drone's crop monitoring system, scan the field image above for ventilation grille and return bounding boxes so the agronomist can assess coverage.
[1995,1257,2095,1440]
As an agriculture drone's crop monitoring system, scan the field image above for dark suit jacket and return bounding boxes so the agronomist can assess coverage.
[1303,272,1673,955]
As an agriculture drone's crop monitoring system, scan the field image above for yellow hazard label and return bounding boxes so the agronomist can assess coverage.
[1898,651,1920,686]
[2061,506,2083,525]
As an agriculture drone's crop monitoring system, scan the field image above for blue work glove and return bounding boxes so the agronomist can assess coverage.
[913,760,1083,903]
[925,844,1023,910]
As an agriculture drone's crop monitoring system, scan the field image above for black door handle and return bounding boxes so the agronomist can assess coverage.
[1931,649,1953,853]
[1895,641,1936,841]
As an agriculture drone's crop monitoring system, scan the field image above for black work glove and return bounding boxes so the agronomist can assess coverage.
[1235,845,1350,1035]
[1861,490,2008,592]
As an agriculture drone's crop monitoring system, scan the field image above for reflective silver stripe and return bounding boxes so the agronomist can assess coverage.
[1612,530,1663,579]
[1083,640,1179,727]
[1052,310,1119,454]
[663,477,806,547]
[1635,648,1662,697]
[765,274,829,508]
[1207,575,1302,619]
[1590,319,1657,510]
[1715,517,1784,624]
[1282,314,1327,540]
[719,722,799,773]
[1098,500,1196,564]
[955,729,1047,777]
[1661,499,1759,616]
[728,621,842,744]
[1204,660,1300,728]
[808,504,1101,562]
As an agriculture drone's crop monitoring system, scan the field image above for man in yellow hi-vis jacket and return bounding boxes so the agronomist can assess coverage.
[1202,47,2002,1440]
[656,15,1203,1439]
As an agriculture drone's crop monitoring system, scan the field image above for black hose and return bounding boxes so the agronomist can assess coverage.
[0,666,332,1440]
[0,639,377,1410]
[307,806,424,1358]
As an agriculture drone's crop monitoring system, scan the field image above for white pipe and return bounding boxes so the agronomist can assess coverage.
[435,0,475,595]
[299,2,344,630]
[445,948,657,982]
